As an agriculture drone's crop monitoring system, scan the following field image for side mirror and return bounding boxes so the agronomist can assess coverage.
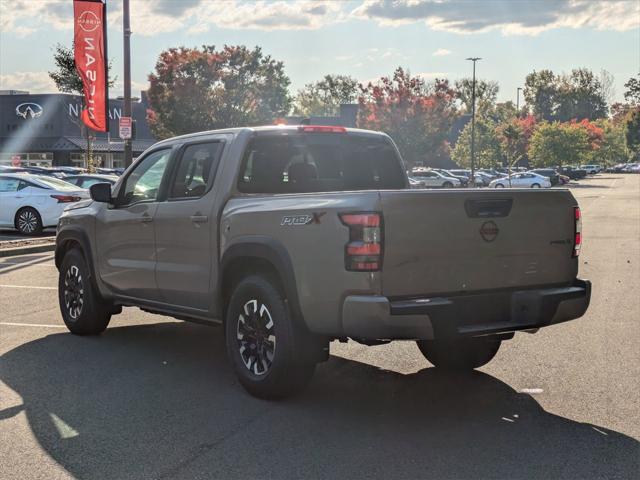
[89,182,112,203]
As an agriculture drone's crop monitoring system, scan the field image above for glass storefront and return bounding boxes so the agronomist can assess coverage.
[70,152,125,168]
[0,152,53,167]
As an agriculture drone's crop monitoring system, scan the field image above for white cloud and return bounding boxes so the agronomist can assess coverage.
[0,71,57,93]
[0,0,347,37]
[353,0,640,35]
[432,48,452,56]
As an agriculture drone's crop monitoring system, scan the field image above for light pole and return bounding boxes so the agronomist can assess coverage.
[466,57,481,187]
[123,0,133,167]
[516,87,522,117]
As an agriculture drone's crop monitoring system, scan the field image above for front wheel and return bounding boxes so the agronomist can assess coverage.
[494,183,505,188]
[416,337,501,370]
[442,181,453,188]
[531,183,541,188]
[58,248,112,335]
[225,275,316,399]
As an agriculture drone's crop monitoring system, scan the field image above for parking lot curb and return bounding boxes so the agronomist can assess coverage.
[0,243,56,258]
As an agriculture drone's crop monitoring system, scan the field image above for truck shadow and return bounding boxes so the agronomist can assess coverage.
[0,322,637,480]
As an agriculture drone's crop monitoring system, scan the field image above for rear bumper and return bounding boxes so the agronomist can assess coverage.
[341,279,591,340]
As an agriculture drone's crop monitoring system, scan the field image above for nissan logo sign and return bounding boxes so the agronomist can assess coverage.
[479,221,499,242]
[16,103,44,119]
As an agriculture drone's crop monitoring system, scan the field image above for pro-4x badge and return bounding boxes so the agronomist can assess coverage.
[281,212,326,226]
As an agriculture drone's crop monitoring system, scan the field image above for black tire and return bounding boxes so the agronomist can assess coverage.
[416,337,501,371]
[225,275,316,399]
[495,183,505,188]
[442,181,453,188]
[15,207,43,235]
[531,183,541,188]
[58,248,111,335]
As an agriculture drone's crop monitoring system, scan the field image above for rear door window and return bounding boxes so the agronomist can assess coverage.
[238,133,405,194]
[169,142,222,199]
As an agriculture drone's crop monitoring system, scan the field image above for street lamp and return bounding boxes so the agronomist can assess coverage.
[466,57,481,187]
[516,87,523,116]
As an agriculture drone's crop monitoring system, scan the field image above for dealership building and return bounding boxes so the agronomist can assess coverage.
[0,90,156,168]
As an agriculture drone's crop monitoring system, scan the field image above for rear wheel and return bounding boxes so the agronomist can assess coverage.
[225,275,317,399]
[531,183,541,188]
[416,337,501,370]
[58,248,112,335]
[494,183,505,188]
[15,207,42,235]
[442,181,453,188]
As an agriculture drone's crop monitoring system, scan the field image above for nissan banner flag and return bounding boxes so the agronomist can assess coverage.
[73,0,108,132]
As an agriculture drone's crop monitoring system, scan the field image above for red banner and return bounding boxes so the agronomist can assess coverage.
[73,0,108,132]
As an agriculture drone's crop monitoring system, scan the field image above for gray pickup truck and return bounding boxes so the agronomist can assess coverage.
[55,125,591,398]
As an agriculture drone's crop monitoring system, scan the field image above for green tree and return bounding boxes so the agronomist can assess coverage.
[591,120,629,166]
[454,78,499,116]
[451,117,502,168]
[528,122,591,167]
[487,101,517,124]
[625,109,640,160]
[358,68,458,166]
[293,74,358,116]
[48,43,115,172]
[623,73,640,105]
[147,45,292,139]
[524,69,558,121]
[555,68,608,122]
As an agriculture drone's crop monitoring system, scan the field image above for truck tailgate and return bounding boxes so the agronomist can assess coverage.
[380,189,578,297]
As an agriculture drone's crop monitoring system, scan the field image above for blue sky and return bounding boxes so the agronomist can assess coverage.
[1,0,638,105]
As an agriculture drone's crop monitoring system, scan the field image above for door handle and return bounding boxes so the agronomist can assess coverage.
[140,214,153,223]
[190,215,208,224]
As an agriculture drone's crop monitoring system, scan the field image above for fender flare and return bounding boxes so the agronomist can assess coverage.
[55,228,98,283]
[219,236,304,325]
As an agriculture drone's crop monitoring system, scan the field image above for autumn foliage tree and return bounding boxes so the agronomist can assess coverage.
[147,45,292,139]
[357,68,457,166]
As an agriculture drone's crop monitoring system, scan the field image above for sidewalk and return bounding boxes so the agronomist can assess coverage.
[0,236,56,258]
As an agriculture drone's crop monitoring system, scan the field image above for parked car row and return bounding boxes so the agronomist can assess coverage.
[605,162,640,173]
[0,164,124,177]
[0,171,117,235]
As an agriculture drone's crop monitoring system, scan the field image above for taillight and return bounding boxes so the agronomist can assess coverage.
[298,125,347,133]
[573,207,582,257]
[339,213,383,271]
[51,194,81,203]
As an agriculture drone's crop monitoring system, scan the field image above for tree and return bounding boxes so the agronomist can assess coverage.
[524,69,558,121]
[454,78,499,116]
[524,68,607,122]
[591,119,629,166]
[555,68,608,122]
[357,68,457,166]
[487,101,517,124]
[147,45,292,139]
[451,117,502,169]
[623,73,640,105]
[293,74,358,116]
[528,122,591,167]
[48,43,115,172]
[625,108,640,159]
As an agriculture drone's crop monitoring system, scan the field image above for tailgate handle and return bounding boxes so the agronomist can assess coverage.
[465,198,513,218]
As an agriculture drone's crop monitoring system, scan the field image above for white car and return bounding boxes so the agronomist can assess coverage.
[410,168,461,188]
[489,172,552,189]
[0,174,89,235]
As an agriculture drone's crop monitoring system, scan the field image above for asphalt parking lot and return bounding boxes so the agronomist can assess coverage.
[1,174,638,479]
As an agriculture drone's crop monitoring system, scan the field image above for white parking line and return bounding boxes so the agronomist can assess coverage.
[0,322,65,328]
[0,284,57,290]
[0,262,56,267]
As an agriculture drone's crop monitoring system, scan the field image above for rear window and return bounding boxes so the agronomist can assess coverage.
[238,133,406,194]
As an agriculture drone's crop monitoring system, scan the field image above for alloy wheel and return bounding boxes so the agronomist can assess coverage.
[237,299,276,376]
[17,210,38,234]
[64,265,84,320]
